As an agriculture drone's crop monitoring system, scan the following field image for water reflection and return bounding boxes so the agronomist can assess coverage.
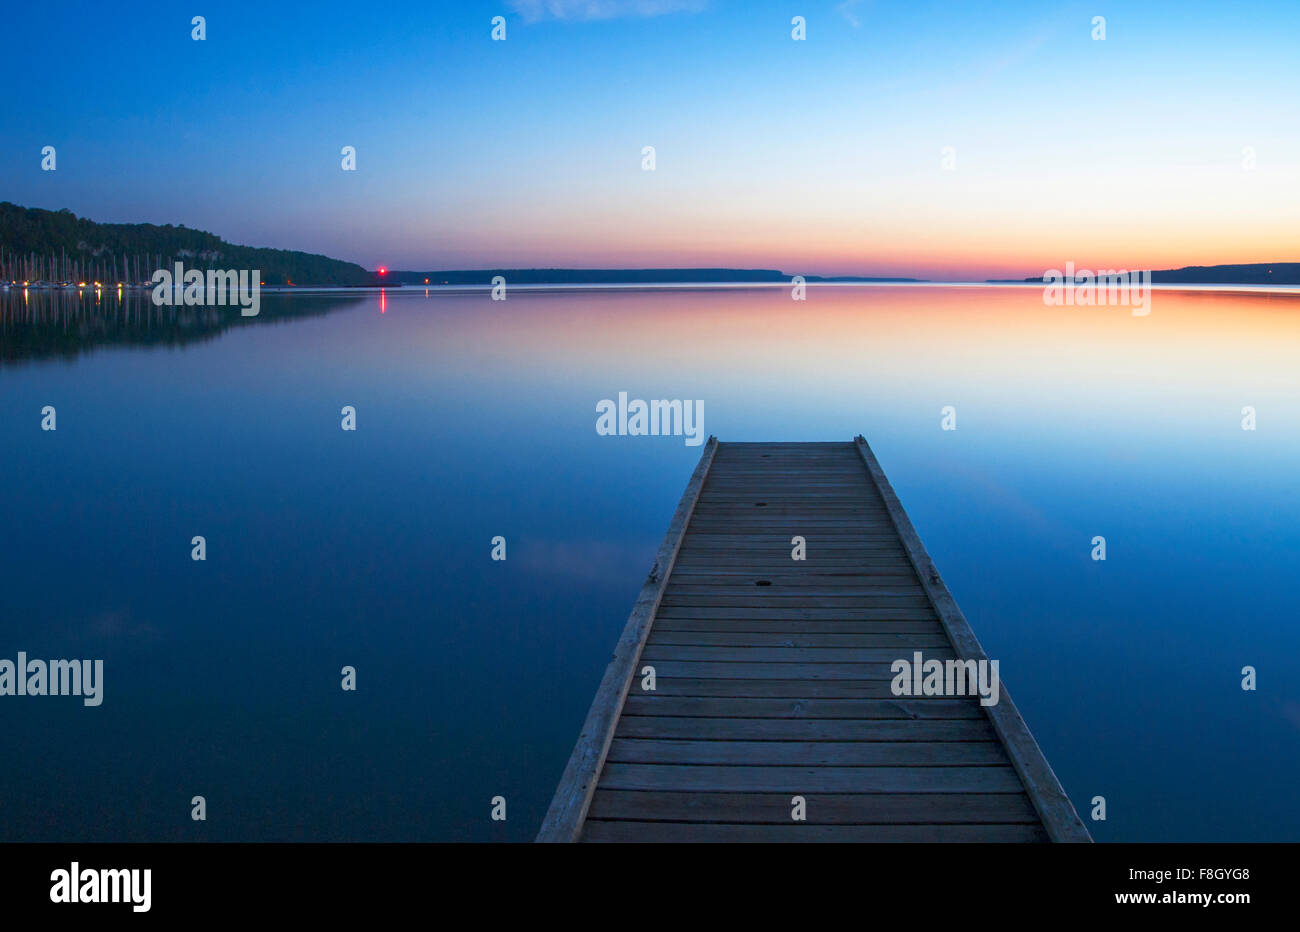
[1,284,1298,842]
[0,287,365,365]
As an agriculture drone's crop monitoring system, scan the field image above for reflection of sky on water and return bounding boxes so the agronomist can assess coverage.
[1,285,1296,841]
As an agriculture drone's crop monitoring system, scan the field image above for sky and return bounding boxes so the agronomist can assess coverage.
[1,0,1297,279]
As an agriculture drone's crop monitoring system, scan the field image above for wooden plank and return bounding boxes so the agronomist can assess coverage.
[685,521,899,530]
[605,738,1008,766]
[690,511,892,519]
[673,552,909,560]
[677,535,896,545]
[673,553,911,562]
[692,500,885,506]
[852,436,1091,843]
[688,507,889,513]
[653,609,939,622]
[596,763,1027,793]
[628,678,923,698]
[688,512,891,518]
[655,629,951,644]
[705,468,866,474]
[664,578,925,589]
[668,580,923,590]
[654,617,940,631]
[709,456,862,462]
[587,790,1039,823]
[671,556,915,567]
[683,534,904,543]
[660,586,929,597]
[692,496,875,502]
[621,696,986,719]
[635,660,911,679]
[535,437,717,842]
[688,495,879,503]
[675,548,913,558]
[639,645,955,662]
[701,480,872,487]
[689,503,885,509]
[704,475,867,480]
[614,716,998,741]
[658,595,933,608]
[686,509,878,517]
[714,448,854,455]
[698,483,877,489]
[669,567,919,578]
[653,618,941,630]
[694,485,876,492]
[689,514,890,521]
[670,564,917,573]
[647,631,952,647]
[582,822,1049,843]
[669,579,924,589]
[685,526,900,534]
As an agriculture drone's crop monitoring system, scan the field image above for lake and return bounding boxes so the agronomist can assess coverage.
[1,283,1297,842]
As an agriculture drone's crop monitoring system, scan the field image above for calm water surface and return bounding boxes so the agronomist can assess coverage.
[1,285,1297,841]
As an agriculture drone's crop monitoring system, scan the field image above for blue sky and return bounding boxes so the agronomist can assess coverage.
[2,1,1297,277]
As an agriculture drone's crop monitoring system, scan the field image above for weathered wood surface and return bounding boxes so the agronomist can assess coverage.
[538,439,1090,843]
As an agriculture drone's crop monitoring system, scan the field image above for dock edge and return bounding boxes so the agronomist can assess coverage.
[852,434,1092,843]
[536,437,719,842]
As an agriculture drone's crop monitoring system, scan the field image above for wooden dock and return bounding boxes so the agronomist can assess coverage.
[538,438,1090,843]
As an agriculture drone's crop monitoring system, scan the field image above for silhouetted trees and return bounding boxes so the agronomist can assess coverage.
[0,202,375,286]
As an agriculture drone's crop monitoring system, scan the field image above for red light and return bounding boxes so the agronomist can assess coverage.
[378,267,387,275]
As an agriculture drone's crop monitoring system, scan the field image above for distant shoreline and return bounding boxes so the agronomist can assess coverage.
[993,262,1300,287]
[9,280,1300,296]
[386,269,924,286]
[393,263,1300,288]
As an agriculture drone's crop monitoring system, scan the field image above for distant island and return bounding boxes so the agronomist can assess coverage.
[389,269,923,285]
[994,263,1300,286]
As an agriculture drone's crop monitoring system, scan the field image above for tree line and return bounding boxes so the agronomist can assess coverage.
[0,202,377,286]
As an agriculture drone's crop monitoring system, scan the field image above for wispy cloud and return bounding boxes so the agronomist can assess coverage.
[508,0,707,22]
[837,0,866,28]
